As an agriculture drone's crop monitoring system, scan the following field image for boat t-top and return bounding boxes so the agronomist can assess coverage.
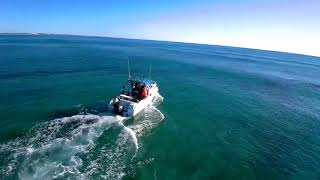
[109,60,161,117]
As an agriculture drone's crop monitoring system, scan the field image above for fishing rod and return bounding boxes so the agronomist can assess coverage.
[127,57,131,79]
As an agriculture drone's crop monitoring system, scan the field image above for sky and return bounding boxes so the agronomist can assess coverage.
[0,0,319,57]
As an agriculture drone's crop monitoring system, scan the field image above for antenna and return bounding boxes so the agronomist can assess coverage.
[148,62,152,79]
[127,57,131,79]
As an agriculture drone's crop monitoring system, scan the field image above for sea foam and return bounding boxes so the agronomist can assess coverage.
[0,96,164,179]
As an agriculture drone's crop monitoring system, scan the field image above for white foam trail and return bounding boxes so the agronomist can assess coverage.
[83,121,138,179]
[0,114,140,179]
[82,95,164,179]
[0,94,164,179]
[123,126,138,150]
[16,115,118,180]
[128,106,164,139]
[115,115,139,150]
[128,95,165,140]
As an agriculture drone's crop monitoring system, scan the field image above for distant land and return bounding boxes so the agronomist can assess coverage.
[0,33,65,35]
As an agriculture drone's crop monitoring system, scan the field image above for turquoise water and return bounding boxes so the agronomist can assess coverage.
[1,35,320,179]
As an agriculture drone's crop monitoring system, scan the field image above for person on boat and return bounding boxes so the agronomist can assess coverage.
[131,84,137,96]
[130,84,139,102]
[140,86,148,99]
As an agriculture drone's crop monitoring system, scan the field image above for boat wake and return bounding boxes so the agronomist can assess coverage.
[0,95,164,180]
[128,106,165,140]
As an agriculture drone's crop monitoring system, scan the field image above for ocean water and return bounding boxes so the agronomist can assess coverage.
[0,35,320,179]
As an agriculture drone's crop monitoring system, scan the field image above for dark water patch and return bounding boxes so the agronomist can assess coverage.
[0,66,115,80]
[49,101,110,120]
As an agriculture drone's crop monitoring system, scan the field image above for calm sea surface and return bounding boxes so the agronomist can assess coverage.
[0,35,320,179]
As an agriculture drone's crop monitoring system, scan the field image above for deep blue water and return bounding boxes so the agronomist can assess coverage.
[0,35,320,179]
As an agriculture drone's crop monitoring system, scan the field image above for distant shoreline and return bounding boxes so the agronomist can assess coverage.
[0,33,68,36]
[0,33,39,35]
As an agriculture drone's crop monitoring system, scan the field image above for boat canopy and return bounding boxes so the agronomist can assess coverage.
[142,79,155,86]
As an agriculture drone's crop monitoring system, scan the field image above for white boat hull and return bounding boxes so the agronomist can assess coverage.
[109,84,160,117]
[131,92,159,116]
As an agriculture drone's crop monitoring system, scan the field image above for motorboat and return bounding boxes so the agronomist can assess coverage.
[109,77,160,117]
[109,60,162,117]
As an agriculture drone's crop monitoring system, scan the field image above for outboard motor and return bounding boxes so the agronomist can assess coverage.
[117,105,123,115]
[109,97,119,112]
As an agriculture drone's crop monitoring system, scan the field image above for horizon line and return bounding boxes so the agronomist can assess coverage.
[1,32,319,58]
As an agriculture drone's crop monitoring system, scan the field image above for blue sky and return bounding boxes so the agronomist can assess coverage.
[0,0,319,56]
